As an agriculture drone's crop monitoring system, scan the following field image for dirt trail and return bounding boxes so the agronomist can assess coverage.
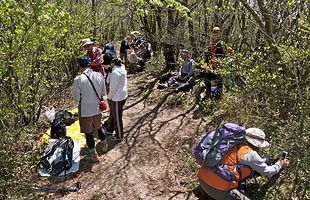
[48,74,206,200]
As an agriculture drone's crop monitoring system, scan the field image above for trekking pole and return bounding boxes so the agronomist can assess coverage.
[56,181,81,196]
[32,181,81,196]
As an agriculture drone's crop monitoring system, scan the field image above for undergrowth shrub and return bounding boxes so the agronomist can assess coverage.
[0,126,40,200]
[144,51,166,77]
[212,47,310,199]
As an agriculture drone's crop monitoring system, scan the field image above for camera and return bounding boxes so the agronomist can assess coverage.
[281,151,288,159]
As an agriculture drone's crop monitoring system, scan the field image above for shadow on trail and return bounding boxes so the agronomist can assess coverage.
[121,91,174,168]
[88,69,208,193]
[166,189,193,200]
[103,89,201,178]
[124,67,169,111]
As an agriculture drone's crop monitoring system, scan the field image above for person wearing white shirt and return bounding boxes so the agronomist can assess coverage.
[102,53,128,141]
[73,58,108,162]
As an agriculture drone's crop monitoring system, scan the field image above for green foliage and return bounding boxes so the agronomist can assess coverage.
[0,0,309,199]
[0,126,40,200]
[132,0,190,17]
[215,42,309,198]
[144,51,166,76]
[0,0,109,198]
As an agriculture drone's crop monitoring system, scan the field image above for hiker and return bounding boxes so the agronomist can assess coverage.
[81,38,105,76]
[201,27,225,99]
[73,57,108,162]
[103,42,117,58]
[158,49,196,92]
[205,26,225,69]
[102,53,128,141]
[120,36,131,65]
[130,31,145,47]
[138,41,152,62]
[194,127,290,200]
[127,47,144,73]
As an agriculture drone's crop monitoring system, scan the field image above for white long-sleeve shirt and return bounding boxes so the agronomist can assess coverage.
[73,68,107,117]
[106,64,128,101]
[240,150,281,177]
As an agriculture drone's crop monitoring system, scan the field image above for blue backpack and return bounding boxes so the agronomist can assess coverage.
[78,56,91,67]
[194,123,246,180]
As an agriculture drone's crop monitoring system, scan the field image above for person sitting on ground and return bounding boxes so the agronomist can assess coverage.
[158,49,196,91]
[127,46,144,73]
[193,128,290,200]
[73,56,108,162]
[81,38,105,76]
[138,41,152,62]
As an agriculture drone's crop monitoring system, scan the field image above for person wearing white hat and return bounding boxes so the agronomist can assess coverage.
[195,127,290,200]
[81,38,105,76]
[200,26,225,100]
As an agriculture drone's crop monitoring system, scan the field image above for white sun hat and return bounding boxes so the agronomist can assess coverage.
[81,38,94,47]
[245,128,270,148]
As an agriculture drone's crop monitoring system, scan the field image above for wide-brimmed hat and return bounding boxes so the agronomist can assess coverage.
[212,27,221,32]
[245,128,270,148]
[130,31,141,36]
[81,38,94,47]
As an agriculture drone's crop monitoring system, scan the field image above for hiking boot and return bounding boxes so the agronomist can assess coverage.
[89,150,99,162]
[99,140,109,153]
[157,83,168,89]
[105,131,113,136]
[110,135,124,142]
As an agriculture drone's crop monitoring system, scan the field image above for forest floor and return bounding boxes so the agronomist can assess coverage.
[35,73,215,200]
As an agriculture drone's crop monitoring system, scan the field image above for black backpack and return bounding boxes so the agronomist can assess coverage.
[50,110,76,139]
[103,42,116,57]
[39,136,74,176]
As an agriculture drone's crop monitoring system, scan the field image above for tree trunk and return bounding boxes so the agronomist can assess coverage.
[238,0,281,62]
[163,8,177,69]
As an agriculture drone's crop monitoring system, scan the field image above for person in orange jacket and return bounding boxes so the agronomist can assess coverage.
[194,128,290,200]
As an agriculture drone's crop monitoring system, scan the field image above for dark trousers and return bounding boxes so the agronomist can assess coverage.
[120,52,128,65]
[85,127,106,149]
[104,99,126,139]
[204,72,223,95]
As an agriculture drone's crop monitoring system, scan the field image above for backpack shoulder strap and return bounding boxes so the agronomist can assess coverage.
[40,139,60,160]
[83,73,101,101]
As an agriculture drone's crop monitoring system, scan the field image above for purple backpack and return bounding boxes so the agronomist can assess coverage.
[194,123,246,168]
